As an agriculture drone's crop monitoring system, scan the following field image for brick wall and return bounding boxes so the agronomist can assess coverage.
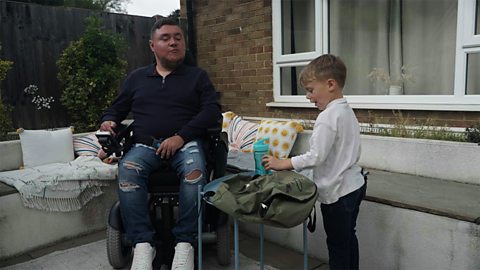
[191,0,281,118]
[185,0,480,128]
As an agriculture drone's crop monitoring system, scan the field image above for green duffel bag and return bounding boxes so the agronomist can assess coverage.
[203,171,318,231]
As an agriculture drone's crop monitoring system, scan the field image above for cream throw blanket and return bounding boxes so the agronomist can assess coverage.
[0,156,117,212]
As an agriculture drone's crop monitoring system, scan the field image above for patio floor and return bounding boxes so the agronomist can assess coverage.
[0,230,328,270]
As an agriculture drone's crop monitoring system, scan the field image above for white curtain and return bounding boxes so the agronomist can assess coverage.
[467,53,480,94]
[466,1,480,94]
[329,0,457,95]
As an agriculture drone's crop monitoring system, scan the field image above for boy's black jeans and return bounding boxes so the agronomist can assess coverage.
[321,182,367,270]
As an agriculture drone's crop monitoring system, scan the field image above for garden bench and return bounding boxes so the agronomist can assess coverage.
[224,115,480,269]
[0,134,117,261]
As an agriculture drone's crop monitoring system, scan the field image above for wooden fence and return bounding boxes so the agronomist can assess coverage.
[0,0,156,129]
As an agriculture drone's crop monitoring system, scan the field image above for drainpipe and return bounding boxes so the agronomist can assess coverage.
[186,0,197,66]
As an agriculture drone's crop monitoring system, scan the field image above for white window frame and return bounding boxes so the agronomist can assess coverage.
[269,0,480,111]
[271,0,327,103]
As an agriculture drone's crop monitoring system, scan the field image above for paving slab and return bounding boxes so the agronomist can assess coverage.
[0,239,278,270]
[0,230,326,270]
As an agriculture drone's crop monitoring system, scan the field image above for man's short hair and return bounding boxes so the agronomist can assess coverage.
[150,17,181,39]
[299,54,347,88]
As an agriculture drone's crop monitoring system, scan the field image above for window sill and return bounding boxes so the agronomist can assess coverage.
[267,95,480,111]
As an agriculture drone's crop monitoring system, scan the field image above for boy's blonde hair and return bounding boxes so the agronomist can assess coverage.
[299,54,347,88]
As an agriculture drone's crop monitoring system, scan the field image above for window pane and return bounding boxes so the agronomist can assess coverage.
[280,66,307,95]
[466,53,480,95]
[281,0,315,55]
[329,0,456,95]
[476,0,480,35]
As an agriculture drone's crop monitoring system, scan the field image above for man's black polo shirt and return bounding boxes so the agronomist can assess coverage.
[101,63,221,143]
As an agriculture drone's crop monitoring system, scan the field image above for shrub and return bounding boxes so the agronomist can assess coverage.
[466,124,480,144]
[57,15,127,132]
[0,43,14,141]
[363,110,467,142]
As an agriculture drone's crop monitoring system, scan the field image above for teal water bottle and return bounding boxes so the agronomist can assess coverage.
[253,138,271,175]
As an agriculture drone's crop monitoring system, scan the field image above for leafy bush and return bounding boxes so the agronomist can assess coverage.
[0,102,13,141]
[13,0,129,12]
[466,124,480,144]
[57,16,126,132]
[0,43,14,141]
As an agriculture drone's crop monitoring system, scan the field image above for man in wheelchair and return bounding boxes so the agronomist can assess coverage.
[99,18,222,270]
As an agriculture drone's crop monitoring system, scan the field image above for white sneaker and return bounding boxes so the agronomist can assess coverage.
[171,242,194,270]
[131,242,156,270]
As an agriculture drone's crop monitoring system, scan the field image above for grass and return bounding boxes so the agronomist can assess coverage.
[299,110,480,143]
[361,111,476,142]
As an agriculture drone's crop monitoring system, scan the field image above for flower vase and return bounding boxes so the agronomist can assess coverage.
[388,85,403,95]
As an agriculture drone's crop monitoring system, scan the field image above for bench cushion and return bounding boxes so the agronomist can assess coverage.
[227,116,259,152]
[73,133,101,156]
[19,128,75,167]
[255,120,303,159]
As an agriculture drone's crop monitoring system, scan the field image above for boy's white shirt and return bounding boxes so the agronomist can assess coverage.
[291,98,365,204]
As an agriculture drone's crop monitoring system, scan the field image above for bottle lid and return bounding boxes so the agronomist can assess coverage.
[253,137,269,151]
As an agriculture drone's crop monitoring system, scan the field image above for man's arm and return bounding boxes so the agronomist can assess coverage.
[99,74,134,132]
[175,70,222,142]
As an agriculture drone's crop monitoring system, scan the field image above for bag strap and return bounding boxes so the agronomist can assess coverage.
[361,167,369,181]
[307,205,316,233]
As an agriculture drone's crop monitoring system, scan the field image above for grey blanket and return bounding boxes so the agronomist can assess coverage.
[0,156,117,212]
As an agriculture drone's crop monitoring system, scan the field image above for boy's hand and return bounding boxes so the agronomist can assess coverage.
[262,155,293,171]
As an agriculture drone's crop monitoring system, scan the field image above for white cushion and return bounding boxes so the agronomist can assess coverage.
[19,128,75,168]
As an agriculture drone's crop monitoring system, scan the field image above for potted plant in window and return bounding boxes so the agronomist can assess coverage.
[367,66,414,95]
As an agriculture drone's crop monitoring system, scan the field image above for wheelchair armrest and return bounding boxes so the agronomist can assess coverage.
[207,126,222,136]
[206,116,224,136]
[96,121,134,157]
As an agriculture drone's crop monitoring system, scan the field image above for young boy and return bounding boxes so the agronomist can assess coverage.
[262,54,366,270]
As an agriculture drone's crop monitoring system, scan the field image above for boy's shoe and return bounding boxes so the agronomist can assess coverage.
[171,242,194,270]
[131,242,156,270]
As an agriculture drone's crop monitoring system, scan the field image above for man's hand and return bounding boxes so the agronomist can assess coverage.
[156,135,185,159]
[262,155,293,171]
[100,121,117,136]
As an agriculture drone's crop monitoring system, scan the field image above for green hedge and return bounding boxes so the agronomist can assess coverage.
[0,43,13,141]
[57,15,126,132]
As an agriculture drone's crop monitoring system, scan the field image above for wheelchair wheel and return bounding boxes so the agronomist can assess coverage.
[107,224,132,269]
[216,216,231,266]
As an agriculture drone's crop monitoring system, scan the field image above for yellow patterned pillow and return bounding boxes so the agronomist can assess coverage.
[255,120,304,159]
[222,111,236,132]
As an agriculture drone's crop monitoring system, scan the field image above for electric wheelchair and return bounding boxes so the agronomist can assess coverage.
[97,121,231,269]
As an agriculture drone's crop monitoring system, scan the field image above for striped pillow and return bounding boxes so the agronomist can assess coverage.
[227,116,259,152]
[73,133,101,156]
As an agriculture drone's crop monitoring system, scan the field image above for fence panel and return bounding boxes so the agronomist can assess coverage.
[0,1,156,129]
